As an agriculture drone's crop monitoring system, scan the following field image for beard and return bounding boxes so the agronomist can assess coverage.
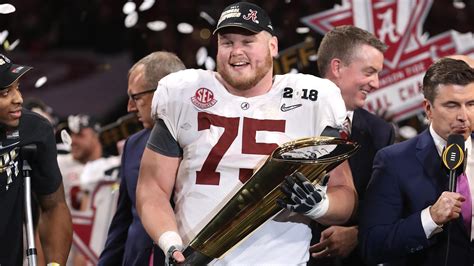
[217,50,273,92]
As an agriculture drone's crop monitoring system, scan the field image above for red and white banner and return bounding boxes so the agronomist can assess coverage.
[302,0,474,122]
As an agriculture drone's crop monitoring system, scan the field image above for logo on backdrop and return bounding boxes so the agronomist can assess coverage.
[301,0,474,121]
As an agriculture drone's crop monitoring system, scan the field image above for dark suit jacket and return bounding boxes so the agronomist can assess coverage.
[309,108,395,266]
[99,129,165,266]
[359,129,474,266]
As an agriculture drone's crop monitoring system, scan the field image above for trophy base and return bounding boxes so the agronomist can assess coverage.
[175,246,213,265]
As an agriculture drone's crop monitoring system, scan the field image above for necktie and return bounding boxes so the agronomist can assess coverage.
[456,173,472,233]
[339,117,351,140]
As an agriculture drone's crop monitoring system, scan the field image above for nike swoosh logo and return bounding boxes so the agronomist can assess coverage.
[280,103,302,112]
[0,141,19,150]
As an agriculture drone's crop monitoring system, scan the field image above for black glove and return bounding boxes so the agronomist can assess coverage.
[276,172,329,220]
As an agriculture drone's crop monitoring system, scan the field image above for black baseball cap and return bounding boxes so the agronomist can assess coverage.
[0,53,32,89]
[213,2,274,36]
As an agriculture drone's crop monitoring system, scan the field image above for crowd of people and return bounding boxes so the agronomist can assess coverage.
[1,1,474,266]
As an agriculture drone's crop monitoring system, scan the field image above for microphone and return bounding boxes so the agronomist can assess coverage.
[441,134,465,192]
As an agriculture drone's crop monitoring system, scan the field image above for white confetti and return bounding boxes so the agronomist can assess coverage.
[196,47,208,66]
[296,27,310,34]
[204,57,215,70]
[6,39,19,51]
[122,2,136,15]
[453,0,466,9]
[0,4,15,14]
[146,20,167,31]
[308,54,318,61]
[35,76,48,88]
[124,12,138,28]
[0,30,8,45]
[399,125,418,139]
[139,0,155,11]
[199,11,216,25]
[177,23,193,34]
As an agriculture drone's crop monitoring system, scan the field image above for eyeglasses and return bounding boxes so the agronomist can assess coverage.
[129,88,156,102]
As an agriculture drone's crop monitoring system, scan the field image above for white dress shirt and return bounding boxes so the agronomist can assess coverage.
[421,125,474,240]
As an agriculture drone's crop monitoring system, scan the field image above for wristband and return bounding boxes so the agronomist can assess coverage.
[47,263,60,266]
[306,195,329,220]
[158,231,183,254]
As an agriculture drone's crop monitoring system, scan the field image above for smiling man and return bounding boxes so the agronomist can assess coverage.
[136,2,357,265]
[308,25,395,266]
[0,53,72,265]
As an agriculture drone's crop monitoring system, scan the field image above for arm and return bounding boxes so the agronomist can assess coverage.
[136,147,182,261]
[37,183,72,265]
[277,161,357,225]
[318,160,357,225]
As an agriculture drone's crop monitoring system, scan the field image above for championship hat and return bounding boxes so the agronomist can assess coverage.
[0,53,32,88]
[213,2,274,35]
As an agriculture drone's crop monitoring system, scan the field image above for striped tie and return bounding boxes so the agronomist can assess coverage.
[339,117,351,140]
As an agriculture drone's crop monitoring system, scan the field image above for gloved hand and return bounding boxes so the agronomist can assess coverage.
[276,172,330,220]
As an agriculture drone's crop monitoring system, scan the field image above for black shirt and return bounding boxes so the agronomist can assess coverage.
[0,109,63,265]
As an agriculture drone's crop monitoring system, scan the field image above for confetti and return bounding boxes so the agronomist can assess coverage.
[196,47,208,66]
[146,20,166,31]
[122,2,136,15]
[139,0,155,11]
[35,76,48,88]
[0,4,15,14]
[177,23,193,34]
[124,12,138,28]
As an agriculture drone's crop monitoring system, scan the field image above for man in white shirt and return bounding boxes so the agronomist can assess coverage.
[359,58,474,265]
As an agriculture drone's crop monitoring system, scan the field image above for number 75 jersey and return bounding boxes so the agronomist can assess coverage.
[152,69,347,244]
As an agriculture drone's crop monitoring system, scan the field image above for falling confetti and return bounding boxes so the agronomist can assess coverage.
[6,39,19,51]
[139,0,155,11]
[196,47,208,66]
[35,76,48,88]
[204,57,215,70]
[122,2,136,15]
[0,4,15,14]
[146,20,167,31]
[0,30,8,44]
[296,27,310,34]
[177,23,193,34]
[124,12,138,28]
[199,11,216,25]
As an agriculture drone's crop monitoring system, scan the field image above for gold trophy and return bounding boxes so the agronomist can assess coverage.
[178,136,359,265]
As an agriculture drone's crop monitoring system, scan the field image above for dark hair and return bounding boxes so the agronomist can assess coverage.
[423,58,474,103]
[317,25,387,76]
[128,51,185,91]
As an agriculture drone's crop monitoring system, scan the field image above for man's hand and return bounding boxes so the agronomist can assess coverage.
[309,225,358,259]
[277,172,329,220]
[430,191,465,225]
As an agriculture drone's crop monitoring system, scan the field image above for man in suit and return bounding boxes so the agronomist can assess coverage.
[98,51,185,266]
[359,58,474,265]
[308,25,395,266]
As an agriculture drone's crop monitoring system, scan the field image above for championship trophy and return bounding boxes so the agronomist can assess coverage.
[177,136,359,265]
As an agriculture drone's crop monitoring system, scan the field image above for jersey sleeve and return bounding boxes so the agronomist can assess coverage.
[314,77,347,134]
[151,71,189,141]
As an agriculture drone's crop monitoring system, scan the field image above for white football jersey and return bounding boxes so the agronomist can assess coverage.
[152,69,347,264]
[57,153,85,208]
